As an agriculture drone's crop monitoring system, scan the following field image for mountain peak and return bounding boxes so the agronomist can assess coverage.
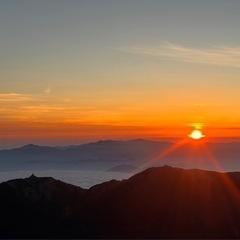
[29,174,37,179]
[21,144,40,149]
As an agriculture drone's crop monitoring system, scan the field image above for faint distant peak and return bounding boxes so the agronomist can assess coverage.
[127,139,152,143]
[12,144,59,153]
[81,140,123,147]
[127,139,172,145]
[22,144,40,149]
[96,140,123,144]
[29,174,37,179]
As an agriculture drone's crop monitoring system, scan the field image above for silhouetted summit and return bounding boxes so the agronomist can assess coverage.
[29,173,36,178]
[1,166,240,238]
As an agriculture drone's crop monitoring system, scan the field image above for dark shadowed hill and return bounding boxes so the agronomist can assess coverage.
[1,166,240,238]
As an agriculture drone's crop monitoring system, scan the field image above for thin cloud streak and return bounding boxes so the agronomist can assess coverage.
[122,42,240,68]
[0,93,33,102]
[20,106,64,113]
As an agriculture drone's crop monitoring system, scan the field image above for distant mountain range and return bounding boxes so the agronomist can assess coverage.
[1,166,240,238]
[0,139,240,171]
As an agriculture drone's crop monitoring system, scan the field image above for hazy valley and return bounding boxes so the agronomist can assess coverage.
[1,139,240,172]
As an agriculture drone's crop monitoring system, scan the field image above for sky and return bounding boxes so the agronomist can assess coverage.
[1,0,240,148]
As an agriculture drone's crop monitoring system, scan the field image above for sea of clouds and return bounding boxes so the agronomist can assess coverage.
[0,170,133,189]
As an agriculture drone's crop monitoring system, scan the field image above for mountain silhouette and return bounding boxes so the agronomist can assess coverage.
[1,139,240,171]
[1,166,240,238]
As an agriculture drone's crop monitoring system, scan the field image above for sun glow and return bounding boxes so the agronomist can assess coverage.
[188,129,205,140]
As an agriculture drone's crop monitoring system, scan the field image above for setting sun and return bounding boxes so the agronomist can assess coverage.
[188,129,205,140]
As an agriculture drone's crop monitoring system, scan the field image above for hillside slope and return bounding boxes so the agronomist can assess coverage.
[1,166,240,238]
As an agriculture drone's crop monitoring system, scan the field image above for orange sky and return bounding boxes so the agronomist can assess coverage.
[1,1,240,148]
[1,119,240,148]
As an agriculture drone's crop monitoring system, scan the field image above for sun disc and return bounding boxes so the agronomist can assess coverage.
[188,129,204,140]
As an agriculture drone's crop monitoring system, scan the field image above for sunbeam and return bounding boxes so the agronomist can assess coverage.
[202,144,240,203]
[141,137,191,169]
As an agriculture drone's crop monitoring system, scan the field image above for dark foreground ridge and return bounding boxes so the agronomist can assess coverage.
[1,166,240,239]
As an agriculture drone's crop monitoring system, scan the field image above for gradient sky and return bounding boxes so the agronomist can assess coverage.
[1,0,240,148]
